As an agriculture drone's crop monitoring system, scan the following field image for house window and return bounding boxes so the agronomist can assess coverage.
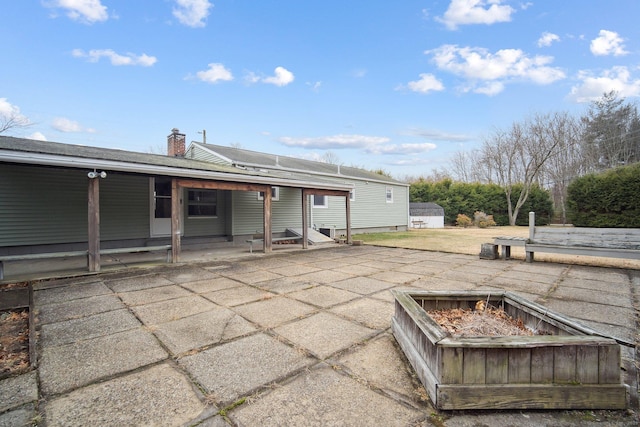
[349,189,355,202]
[257,187,279,201]
[313,194,328,208]
[386,187,393,203]
[188,190,217,217]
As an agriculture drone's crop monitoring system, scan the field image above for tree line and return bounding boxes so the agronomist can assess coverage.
[412,91,640,225]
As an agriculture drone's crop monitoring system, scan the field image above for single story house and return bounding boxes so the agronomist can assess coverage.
[0,130,408,274]
[409,202,444,228]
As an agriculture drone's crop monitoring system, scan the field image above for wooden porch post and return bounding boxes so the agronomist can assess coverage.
[87,177,100,272]
[345,192,352,244]
[301,189,309,249]
[171,179,181,263]
[263,187,272,253]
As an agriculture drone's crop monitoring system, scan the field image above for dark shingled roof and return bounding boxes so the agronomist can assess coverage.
[198,143,406,185]
[410,202,444,216]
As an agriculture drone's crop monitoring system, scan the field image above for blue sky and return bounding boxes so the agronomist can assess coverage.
[2,1,639,179]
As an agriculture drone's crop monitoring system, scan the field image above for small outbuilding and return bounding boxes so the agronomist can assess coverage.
[409,202,444,229]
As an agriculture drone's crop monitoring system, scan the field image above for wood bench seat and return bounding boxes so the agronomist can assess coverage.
[493,236,527,259]
[0,245,172,280]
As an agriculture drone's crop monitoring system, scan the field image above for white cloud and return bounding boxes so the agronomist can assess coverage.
[366,143,437,155]
[173,0,213,28]
[537,32,560,47]
[306,81,322,92]
[426,44,566,95]
[278,134,390,149]
[196,63,234,83]
[263,67,295,86]
[569,66,640,103]
[406,73,445,94]
[28,132,48,141]
[72,49,157,66]
[590,30,628,56]
[47,0,108,24]
[437,0,515,30]
[405,128,473,142]
[51,117,95,133]
[0,98,29,125]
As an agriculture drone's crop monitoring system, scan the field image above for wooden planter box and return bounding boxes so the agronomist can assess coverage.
[391,290,627,410]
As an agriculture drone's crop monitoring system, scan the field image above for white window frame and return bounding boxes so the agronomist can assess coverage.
[257,187,280,201]
[386,187,393,203]
[349,188,355,202]
[312,194,329,208]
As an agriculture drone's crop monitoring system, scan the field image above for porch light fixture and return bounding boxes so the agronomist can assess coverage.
[88,170,107,179]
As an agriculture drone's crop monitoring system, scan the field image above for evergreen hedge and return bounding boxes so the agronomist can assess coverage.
[410,179,553,226]
[567,163,640,227]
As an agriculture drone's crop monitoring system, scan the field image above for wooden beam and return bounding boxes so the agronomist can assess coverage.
[87,177,100,272]
[304,189,351,197]
[171,179,181,263]
[263,187,272,253]
[177,179,270,193]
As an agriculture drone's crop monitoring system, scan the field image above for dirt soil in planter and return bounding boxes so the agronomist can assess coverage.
[427,301,537,337]
[0,281,30,377]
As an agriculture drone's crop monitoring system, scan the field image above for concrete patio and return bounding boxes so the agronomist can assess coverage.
[1,244,638,426]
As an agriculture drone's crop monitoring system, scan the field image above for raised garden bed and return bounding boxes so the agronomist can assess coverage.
[0,282,35,378]
[391,290,628,410]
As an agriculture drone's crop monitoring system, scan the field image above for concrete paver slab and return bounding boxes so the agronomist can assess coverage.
[0,404,36,427]
[104,273,174,293]
[180,276,243,293]
[0,371,38,413]
[116,284,193,306]
[254,276,316,294]
[329,276,395,295]
[179,333,314,405]
[153,308,256,355]
[553,283,631,306]
[369,270,423,285]
[293,269,354,284]
[36,294,124,325]
[274,312,377,359]
[43,363,206,427]
[131,294,217,325]
[288,285,360,308]
[34,280,111,305]
[222,269,282,284]
[230,365,425,427]
[329,297,394,330]
[39,328,167,396]
[234,296,317,328]
[267,264,322,277]
[161,266,220,284]
[39,308,140,347]
[202,285,274,307]
[336,334,425,405]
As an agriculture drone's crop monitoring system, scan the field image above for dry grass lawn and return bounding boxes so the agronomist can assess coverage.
[353,226,640,270]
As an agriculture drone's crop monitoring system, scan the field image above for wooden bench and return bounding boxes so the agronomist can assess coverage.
[246,236,303,253]
[493,236,527,260]
[0,245,172,280]
[411,220,425,229]
[524,212,640,263]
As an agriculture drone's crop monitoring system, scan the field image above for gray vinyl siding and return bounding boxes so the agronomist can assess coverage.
[101,173,150,241]
[183,189,228,237]
[187,145,231,166]
[231,187,302,235]
[312,181,408,230]
[0,166,153,247]
[0,164,88,246]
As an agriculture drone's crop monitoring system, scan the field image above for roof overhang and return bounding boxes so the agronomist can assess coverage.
[0,149,353,192]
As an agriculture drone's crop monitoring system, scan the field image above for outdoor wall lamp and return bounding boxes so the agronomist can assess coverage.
[88,170,107,179]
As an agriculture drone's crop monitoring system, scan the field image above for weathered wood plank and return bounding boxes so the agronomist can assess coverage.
[599,344,621,384]
[436,384,628,410]
[439,347,463,384]
[462,348,486,384]
[486,348,508,384]
[576,345,599,384]
[508,348,531,383]
[531,347,554,383]
[554,345,577,383]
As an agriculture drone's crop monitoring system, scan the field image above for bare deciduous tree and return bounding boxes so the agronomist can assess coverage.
[0,98,30,134]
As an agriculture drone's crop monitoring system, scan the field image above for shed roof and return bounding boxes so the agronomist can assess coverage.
[410,202,444,216]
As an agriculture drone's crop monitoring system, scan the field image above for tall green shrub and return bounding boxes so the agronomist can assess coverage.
[567,163,640,227]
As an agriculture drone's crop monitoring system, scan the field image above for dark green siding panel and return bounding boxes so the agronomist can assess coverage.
[100,174,149,240]
[0,164,88,246]
[184,189,227,237]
